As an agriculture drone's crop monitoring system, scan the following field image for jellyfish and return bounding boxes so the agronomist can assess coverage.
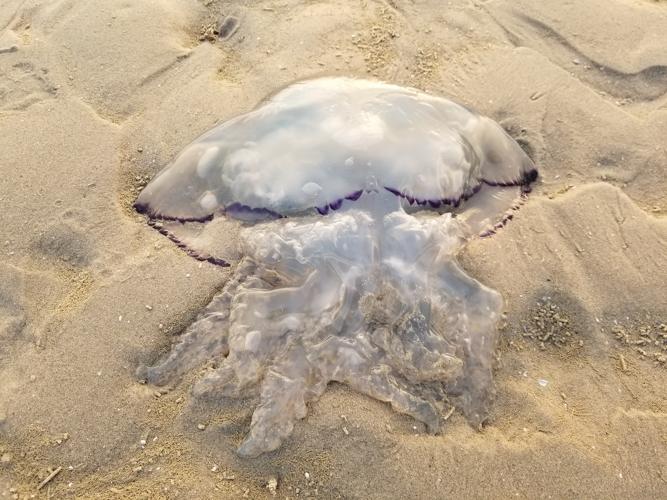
[134,77,537,457]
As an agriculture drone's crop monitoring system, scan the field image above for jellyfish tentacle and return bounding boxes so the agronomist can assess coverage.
[137,312,230,387]
[236,344,322,458]
[191,363,257,399]
[344,366,441,433]
[313,333,442,433]
[371,325,463,383]
[136,259,256,386]
[234,286,363,458]
[433,259,502,425]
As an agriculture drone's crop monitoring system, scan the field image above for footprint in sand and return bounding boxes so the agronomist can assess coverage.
[0,264,27,349]
[32,213,96,268]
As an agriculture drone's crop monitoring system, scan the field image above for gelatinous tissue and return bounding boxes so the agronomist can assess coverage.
[135,78,537,457]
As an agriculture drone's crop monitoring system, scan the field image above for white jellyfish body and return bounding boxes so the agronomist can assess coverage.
[135,77,536,227]
[135,78,537,457]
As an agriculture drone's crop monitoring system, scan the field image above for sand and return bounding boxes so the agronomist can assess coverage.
[1,0,666,498]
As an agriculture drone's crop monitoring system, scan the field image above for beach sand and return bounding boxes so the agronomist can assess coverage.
[1,0,666,498]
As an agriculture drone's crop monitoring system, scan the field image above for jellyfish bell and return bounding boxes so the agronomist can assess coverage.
[134,77,536,244]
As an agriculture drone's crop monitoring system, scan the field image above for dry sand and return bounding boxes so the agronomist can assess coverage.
[1,0,666,498]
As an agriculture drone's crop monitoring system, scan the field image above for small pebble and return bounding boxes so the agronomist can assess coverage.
[267,477,278,495]
[197,423,206,430]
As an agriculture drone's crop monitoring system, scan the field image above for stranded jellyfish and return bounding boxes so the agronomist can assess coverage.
[134,77,537,457]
